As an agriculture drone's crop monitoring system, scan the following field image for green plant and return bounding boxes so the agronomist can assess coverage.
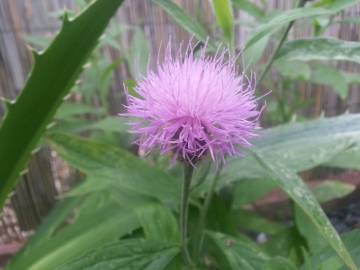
[2,1,360,270]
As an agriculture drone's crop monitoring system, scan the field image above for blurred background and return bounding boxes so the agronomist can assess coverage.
[0,0,360,267]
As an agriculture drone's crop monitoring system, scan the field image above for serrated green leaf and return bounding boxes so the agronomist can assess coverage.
[57,239,180,270]
[0,0,124,209]
[152,0,209,44]
[277,38,360,64]
[245,0,359,50]
[252,151,358,270]
[211,0,234,47]
[47,132,180,209]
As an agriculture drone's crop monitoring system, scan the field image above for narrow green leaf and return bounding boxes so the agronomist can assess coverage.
[232,0,265,18]
[152,0,208,43]
[211,0,234,47]
[277,38,360,64]
[252,151,358,270]
[295,180,355,253]
[47,132,180,208]
[0,0,124,209]
[57,239,180,270]
[245,0,359,49]
[304,229,360,270]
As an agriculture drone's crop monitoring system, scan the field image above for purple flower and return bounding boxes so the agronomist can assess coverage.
[124,44,262,165]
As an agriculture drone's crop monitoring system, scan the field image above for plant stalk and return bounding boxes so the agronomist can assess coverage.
[257,0,308,85]
[180,163,194,266]
[195,164,223,258]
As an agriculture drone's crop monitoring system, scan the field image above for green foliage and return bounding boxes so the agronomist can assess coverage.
[152,0,208,43]
[7,194,141,270]
[57,239,179,270]
[222,114,360,184]
[4,0,360,269]
[309,63,348,99]
[0,0,124,209]
[47,132,180,209]
[232,0,265,18]
[252,151,357,270]
[207,231,270,269]
[277,38,360,64]
[245,0,359,49]
[304,230,360,270]
[211,0,234,48]
[295,181,355,254]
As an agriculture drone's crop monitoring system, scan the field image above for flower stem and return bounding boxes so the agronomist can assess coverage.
[180,163,194,266]
[257,0,309,85]
[195,164,223,258]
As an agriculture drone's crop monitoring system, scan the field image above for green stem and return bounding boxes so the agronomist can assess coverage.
[180,163,194,266]
[257,0,308,85]
[195,164,223,258]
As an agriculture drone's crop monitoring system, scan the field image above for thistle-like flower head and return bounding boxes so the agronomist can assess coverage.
[124,43,262,165]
